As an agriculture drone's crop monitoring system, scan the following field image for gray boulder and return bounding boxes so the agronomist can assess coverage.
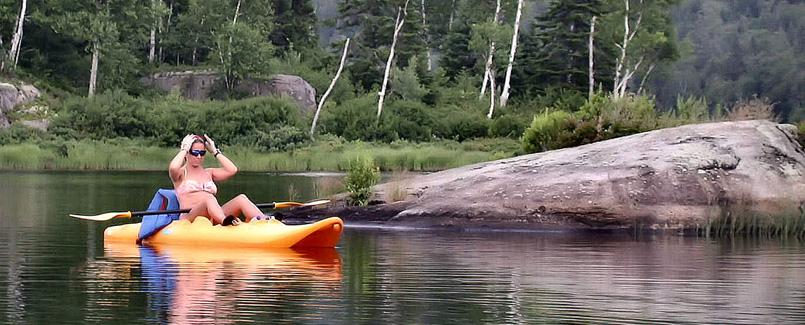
[235,75,316,113]
[140,71,317,113]
[288,120,805,231]
[1,83,18,129]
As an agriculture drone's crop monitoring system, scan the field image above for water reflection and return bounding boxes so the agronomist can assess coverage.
[3,171,805,324]
[91,243,342,324]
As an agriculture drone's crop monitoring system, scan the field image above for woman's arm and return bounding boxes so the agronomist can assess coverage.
[170,135,195,182]
[204,134,238,181]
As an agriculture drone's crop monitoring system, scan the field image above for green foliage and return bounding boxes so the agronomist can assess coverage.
[0,124,51,145]
[489,114,527,139]
[516,0,612,96]
[521,110,574,153]
[215,22,276,93]
[344,155,380,206]
[50,91,301,148]
[675,95,710,122]
[254,125,310,152]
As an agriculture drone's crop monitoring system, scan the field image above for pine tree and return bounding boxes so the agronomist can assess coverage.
[515,0,612,97]
[271,0,317,55]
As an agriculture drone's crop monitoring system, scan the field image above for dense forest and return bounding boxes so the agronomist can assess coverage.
[0,0,803,162]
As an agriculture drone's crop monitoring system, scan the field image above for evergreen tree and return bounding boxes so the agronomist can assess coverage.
[270,0,317,56]
[515,0,611,98]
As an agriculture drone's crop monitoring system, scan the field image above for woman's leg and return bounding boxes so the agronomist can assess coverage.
[180,195,228,225]
[221,194,264,222]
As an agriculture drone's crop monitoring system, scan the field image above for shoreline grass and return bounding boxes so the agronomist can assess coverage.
[0,137,519,172]
[698,205,805,239]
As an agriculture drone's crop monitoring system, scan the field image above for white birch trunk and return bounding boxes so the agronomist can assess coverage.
[225,0,242,91]
[637,62,655,94]
[613,0,643,98]
[421,0,432,71]
[499,0,525,108]
[149,28,156,63]
[88,42,99,97]
[378,1,409,118]
[487,70,496,118]
[479,0,502,98]
[311,38,350,136]
[148,0,156,63]
[448,0,456,31]
[7,0,27,70]
[588,15,597,100]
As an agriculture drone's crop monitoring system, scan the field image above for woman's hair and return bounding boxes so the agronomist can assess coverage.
[191,135,206,145]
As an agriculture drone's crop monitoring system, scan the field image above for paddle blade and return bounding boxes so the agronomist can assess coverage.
[70,211,133,221]
[274,200,331,209]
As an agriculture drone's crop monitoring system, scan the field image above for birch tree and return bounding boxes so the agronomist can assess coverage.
[5,0,26,71]
[499,0,524,109]
[610,0,679,97]
[588,15,597,99]
[147,0,168,63]
[378,0,409,118]
[311,38,350,136]
[479,0,502,98]
[420,0,431,71]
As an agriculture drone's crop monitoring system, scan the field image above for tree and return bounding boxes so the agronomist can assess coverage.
[335,0,425,92]
[47,0,151,96]
[516,0,610,97]
[499,0,525,108]
[4,0,27,71]
[378,0,409,117]
[608,0,680,97]
[312,38,350,136]
[270,0,317,56]
[214,22,275,94]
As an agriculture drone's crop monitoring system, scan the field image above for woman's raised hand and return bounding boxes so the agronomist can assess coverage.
[203,134,217,152]
[180,134,195,151]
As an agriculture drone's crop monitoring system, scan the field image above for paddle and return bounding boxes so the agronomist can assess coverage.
[70,200,331,222]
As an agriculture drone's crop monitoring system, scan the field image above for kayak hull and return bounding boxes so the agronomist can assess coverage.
[104,217,343,248]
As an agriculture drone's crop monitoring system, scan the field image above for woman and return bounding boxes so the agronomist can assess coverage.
[169,134,265,225]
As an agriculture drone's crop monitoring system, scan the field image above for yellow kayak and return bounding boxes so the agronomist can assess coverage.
[104,216,343,248]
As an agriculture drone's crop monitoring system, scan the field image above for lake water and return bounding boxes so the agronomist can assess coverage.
[1,171,805,324]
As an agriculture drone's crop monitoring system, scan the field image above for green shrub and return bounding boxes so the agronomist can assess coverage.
[521,110,573,153]
[344,155,380,206]
[489,114,527,138]
[51,90,149,140]
[319,94,398,142]
[254,125,310,152]
[386,101,433,142]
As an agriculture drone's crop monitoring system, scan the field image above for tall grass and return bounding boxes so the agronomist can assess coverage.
[700,205,805,239]
[0,138,513,171]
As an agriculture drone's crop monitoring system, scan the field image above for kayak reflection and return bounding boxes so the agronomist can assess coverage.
[104,242,343,324]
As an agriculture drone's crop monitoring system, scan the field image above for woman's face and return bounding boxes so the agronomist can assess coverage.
[186,142,206,166]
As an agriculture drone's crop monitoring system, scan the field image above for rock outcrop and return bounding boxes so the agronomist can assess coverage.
[1,82,43,129]
[287,120,805,231]
[140,72,317,113]
[0,83,16,128]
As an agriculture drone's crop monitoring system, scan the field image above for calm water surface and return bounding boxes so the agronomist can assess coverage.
[1,171,805,324]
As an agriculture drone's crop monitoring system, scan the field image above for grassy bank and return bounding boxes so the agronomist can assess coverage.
[0,137,520,172]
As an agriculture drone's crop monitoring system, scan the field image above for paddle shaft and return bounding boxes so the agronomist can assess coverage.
[130,202,283,217]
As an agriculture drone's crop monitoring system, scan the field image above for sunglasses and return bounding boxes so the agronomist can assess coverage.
[188,150,206,157]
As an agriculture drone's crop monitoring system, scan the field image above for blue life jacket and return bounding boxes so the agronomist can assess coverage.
[138,189,180,241]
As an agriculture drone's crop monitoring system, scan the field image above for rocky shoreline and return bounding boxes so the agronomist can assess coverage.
[281,120,805,231]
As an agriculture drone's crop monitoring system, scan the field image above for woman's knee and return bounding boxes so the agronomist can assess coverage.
[234,194,252,204]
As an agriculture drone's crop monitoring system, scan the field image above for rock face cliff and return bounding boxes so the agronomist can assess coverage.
[140,72,317,113]
[0,82,42,129]
[288,120,805,230]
